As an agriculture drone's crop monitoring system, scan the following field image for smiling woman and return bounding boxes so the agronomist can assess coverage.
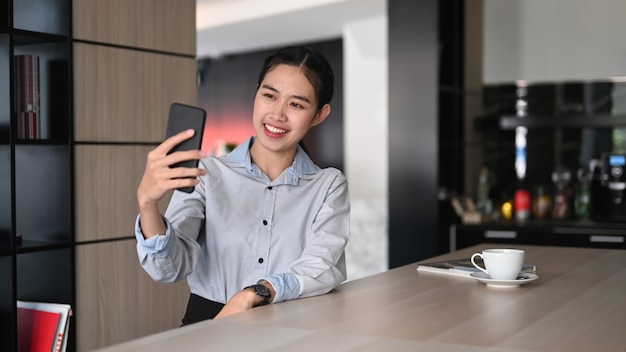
[250,48,333,179]
[134,45,351,325]
[251,61,331,178]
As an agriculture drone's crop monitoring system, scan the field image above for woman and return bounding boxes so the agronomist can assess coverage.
[134,46,350,324]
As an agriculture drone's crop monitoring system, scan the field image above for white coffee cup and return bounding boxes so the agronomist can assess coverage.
[470,248,525,280]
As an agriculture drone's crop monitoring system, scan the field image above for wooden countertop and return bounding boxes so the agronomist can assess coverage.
[97,244,626,351]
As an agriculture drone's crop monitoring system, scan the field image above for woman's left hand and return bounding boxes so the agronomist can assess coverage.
[213,289,257,319]
[214,283,275,319]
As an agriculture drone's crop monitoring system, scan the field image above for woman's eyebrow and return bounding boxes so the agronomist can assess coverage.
[291,94,311,104]
[260,84,311,104]
[260,84,278,93]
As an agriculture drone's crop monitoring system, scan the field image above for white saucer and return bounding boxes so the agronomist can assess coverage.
[470,272,539,288]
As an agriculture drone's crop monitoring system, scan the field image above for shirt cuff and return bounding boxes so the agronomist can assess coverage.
[261,273,300,303]
[134,214,173,258]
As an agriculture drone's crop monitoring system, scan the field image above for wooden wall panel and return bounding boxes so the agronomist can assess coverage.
[75,145,172,242]
[73,43,197,142]
[76,239,189,351]
[73,0,196,55]
[73,1,197,349]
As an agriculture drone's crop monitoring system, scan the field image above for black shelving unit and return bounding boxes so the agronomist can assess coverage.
[451,221,626,251]
[1,0,74,350]
[457,80,626,251]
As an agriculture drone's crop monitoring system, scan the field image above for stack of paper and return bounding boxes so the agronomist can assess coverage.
[416,258,536,278]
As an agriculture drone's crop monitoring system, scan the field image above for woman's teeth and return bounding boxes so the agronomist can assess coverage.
[265,124,287,134]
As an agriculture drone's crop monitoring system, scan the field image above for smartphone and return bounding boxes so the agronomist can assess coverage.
[165,102,207,193]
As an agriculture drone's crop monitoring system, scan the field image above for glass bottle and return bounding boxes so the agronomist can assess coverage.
[551,165,572,219]
[514,186,530,222]
[574,167,591,220]
[499,194,514,221]
[476,166,494,214]
[532,185,552,220]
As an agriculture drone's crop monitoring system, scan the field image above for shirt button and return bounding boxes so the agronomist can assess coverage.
[267,186,273,190]
[258,258,264,264]
[262,220,268,225]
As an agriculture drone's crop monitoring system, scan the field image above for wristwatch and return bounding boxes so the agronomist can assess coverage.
[244,284,271,306]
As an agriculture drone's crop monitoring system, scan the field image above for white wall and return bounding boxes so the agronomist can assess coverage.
[343,16,389,280]
[196,0,385,59]
[344,17,388,198]
[484,0,626,84]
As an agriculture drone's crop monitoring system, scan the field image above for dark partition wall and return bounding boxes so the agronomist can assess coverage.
[388,0,441,267]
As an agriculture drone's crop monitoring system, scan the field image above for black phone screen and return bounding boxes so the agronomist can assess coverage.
[165,102,207,192]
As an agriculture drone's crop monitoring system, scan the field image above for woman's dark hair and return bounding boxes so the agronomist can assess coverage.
[257,46,334,110]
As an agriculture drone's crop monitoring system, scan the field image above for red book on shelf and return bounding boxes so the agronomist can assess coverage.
[17,301,72,352]
[14,55,41,139]
[17,307,61,352]
[14,55,40,112]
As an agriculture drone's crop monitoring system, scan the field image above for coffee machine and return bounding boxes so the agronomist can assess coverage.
[590,153,626,222]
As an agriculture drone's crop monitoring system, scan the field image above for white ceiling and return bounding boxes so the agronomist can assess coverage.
[196,0,385,59]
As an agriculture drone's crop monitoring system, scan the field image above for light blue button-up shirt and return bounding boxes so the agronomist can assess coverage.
[135,137,350,304]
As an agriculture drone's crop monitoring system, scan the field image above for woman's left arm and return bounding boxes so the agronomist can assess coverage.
[281,172,351,300]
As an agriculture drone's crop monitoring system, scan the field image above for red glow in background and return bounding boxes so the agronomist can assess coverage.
[200,111,254,156]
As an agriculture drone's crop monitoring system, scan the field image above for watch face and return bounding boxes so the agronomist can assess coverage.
[255,284,270,297]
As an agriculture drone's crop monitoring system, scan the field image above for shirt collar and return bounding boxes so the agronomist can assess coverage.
[225,137,319,185]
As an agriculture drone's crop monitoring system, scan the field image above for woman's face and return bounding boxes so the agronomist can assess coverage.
[252,64,329,156]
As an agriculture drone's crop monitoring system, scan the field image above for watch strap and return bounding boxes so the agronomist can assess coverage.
[244,284,271,306]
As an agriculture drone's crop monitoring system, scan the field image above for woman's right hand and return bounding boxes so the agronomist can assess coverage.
[137,129,207,209]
